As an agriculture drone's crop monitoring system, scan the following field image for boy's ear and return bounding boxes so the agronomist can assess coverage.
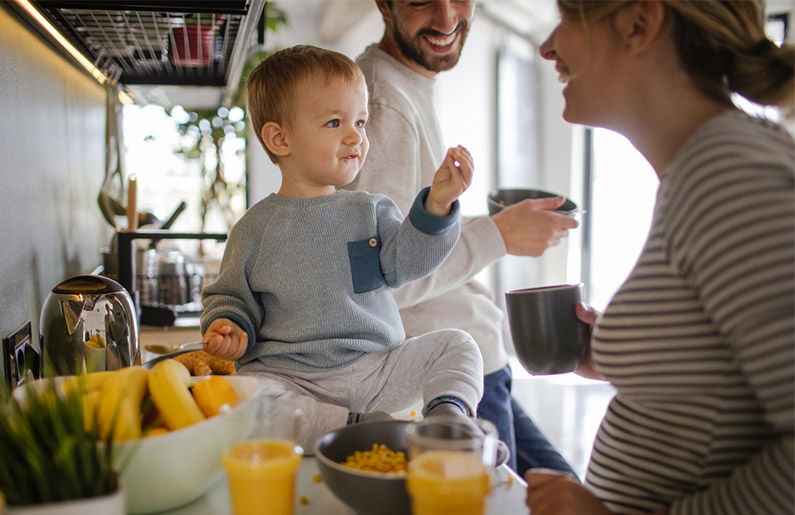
[261,121,290,158]
[614,0,666,56]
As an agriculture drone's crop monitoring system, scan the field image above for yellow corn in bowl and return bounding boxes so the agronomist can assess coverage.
[315,420,413,515]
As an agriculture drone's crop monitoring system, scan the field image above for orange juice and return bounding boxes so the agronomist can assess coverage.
[406,451,490,515]
[222,439,302,515]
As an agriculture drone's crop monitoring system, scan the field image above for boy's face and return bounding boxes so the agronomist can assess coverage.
[279,76,369,197]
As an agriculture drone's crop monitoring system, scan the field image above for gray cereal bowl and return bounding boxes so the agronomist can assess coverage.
[314,420,413,515]
[487,188,579,216]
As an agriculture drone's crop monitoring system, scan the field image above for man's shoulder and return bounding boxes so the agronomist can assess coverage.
[357,45,425,109]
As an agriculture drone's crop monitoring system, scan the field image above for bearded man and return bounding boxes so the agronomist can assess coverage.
[344,0,578,476]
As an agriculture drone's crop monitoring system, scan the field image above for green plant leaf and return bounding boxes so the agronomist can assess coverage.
[0,378,118,506]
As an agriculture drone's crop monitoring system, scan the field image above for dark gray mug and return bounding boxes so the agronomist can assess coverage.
[505,283,588,375]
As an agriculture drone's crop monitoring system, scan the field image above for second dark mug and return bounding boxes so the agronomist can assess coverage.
[505,283,589,375]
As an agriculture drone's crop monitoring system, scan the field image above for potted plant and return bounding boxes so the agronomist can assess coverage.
[0,380,123,515]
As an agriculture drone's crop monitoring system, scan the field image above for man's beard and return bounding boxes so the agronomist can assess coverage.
[391,17,469,73]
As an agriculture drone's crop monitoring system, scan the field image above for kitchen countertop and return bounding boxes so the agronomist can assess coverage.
[140,325,203,347]
[139,325,204,365]
[139,325,530,514]
[160,455,530,515]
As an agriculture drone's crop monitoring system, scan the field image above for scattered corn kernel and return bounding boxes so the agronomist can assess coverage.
[312,474,323,483]
[508,476,515,484]
[409,410,417,416]
[342,444,408,475]
[299,496,309,505]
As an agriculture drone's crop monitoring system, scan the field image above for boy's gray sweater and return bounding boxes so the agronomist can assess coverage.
[201,187,460,372]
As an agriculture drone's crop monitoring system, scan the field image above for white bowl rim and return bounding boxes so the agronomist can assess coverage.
[12,374,270,444]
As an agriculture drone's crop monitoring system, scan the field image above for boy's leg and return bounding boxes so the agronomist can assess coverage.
[237,361,353,454]
[349,328,483,417]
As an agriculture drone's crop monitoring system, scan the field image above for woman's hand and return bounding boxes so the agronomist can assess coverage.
[574,302,605,380]
[203,318,247,360]
[526,470,614,515]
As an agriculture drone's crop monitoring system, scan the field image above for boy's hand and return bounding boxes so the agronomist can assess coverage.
[203,318,248,361]
[426,145,474,216]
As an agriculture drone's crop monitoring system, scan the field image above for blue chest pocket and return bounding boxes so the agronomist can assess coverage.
[347,237,385,293]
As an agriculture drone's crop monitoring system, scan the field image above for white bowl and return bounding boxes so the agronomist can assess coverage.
[13,374,282,514]
[116,375,278,514]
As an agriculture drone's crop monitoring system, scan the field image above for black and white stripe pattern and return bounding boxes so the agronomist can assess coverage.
[586,111,794,514]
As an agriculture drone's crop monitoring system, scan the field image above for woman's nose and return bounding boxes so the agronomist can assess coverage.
[539,27,557,60]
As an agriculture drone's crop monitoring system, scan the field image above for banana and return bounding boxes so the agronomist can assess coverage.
[85,333,106,349]
[60,370,117,397]
[148,359,206,431]
[97,366,150,441]
[81,389,102,433]
[143,426,170,438]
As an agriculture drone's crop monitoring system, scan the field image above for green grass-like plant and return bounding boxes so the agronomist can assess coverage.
[0,379,118,506]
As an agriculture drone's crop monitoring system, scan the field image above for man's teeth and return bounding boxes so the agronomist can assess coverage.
[427,33,456,47]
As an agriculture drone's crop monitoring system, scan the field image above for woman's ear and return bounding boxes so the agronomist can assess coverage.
[261,121,290,158]
[614,0,666,56]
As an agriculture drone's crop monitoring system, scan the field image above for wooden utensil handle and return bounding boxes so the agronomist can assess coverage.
[127,175,138,231]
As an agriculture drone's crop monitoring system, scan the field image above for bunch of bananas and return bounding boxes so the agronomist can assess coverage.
[61,359,240,442]
[84,333,106,349]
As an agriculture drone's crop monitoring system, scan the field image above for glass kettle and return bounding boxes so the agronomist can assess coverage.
[39,275,140,376]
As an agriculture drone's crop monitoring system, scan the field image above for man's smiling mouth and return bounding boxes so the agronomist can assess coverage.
[426,32,456,47]
[422,25,460,48]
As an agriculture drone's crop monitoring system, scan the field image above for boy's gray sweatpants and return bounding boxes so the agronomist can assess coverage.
[238,328,484,453]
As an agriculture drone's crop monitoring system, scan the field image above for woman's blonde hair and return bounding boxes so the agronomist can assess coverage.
[245,45,366,163]
[557,0,794,112]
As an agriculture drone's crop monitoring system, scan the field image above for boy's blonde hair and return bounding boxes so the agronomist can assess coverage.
[246,45,366,163]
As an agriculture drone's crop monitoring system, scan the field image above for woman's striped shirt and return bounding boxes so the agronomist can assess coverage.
[586,110,794,514]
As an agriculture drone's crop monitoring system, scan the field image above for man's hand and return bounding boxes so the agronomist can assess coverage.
[491,196,579,256]
[203,318,248,361]
[426,145,474,216]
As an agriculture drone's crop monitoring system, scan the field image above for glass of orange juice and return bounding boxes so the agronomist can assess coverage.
[222,392,303,515]
[405,417,498,515]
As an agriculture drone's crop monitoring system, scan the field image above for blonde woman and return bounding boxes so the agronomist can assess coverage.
[527,1,794,514]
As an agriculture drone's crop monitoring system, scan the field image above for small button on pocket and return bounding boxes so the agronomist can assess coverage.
[347,237,384,293]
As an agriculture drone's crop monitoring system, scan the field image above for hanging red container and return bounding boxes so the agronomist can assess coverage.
[170,24,215,67]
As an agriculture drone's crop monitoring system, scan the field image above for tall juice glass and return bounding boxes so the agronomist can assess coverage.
[223,390,303,515]
[406,450,490,515]
[222,438,302,515]
[405,416,497,515]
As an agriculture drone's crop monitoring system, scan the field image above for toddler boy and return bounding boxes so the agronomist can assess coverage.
[200,45,483,450]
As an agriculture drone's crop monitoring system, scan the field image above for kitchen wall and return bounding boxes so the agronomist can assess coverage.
[0,5,109,384]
